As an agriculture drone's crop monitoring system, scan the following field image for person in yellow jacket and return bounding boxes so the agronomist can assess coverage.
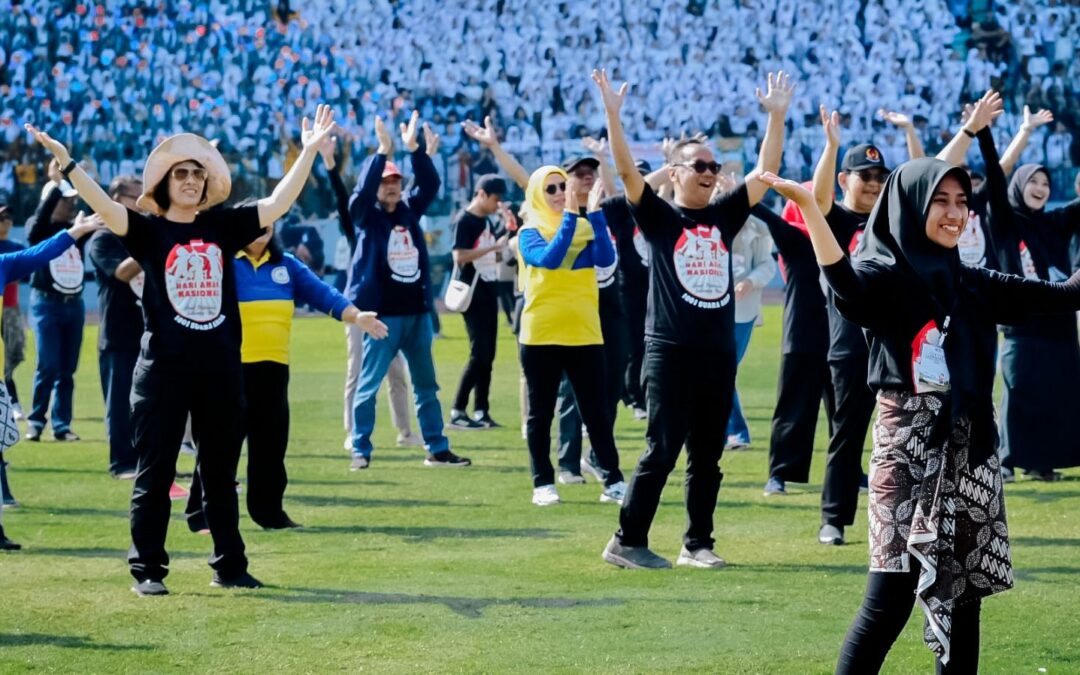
[517,166,625,506]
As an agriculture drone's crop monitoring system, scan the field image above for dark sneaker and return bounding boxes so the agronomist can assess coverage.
[424,451,471,467]
[676,546,727,569]
[261,516,303,530]
[131,579,169,596]
[349,455,370,471]
[472,411,502,429]
[819,524,845,545]
[763,476,786,497]
[24,426,42,442]
[210,571,264,589]
[859,473,869,494]
[54,430,81,442]
[0,525,21,550]
[2,496,18,508]
[602,535,672,569]
[448,411,486,430]
[1024,469,1063,482]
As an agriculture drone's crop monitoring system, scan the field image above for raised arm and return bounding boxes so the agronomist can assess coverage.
[999,106,1054,175]
[316,131,355,248]
[592,68,644,205]
[25,179,62,244]
[812,106,842,216]
[583,179,615,267]
[4,212,105,281]
[749,71,795,206]
[348,116,394,225]
[582,136,618,196]
[936,90,1003,167]
[983,266,1080,324]
[462,116,530,190]
[879,109,925,159]
[25,124,128,235]
[257,104,336,228]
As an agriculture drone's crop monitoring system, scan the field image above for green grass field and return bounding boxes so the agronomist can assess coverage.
[1,307,1077,673]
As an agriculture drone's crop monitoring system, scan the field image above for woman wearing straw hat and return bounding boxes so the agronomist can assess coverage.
[25,104,340,596]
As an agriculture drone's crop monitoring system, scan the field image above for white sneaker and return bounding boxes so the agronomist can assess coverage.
[676,546,727,569]
[532,484,560,506]
[396,432,424,447]
[10,403,24,421]
[343,436,352,451]
[600,480,627,505]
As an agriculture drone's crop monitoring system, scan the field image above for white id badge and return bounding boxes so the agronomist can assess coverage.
[912,320,950,394]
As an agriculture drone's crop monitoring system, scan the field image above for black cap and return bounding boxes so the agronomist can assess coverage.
[475,174,507,196]
[634,159,652,175]
[841,143,890,173]
[561,155,600,173]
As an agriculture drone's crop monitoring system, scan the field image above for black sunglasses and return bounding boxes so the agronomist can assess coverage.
[852,169,888,184]
[676,160,722,175]
[545,182,567,195]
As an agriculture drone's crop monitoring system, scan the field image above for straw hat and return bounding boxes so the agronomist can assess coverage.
[136,133,231,216]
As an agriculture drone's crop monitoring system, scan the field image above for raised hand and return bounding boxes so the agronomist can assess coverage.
[591,68,628,114]
[962,90,1003,134]
[959,102,975,126]
[423,123,441,156]
[301,104,336,150]
[69,211,106,239]
[25,124,72,165]
[759,171,815,207]
[1022,105,1054,132]
[461,115,499,147]
[581,135,609,158]
[757,71,795,114]
[315,124,339,168]
[398,110,421,152]
[354,311,389,340]
[878,109,913,129]
[820,105,841,147]
[587,178,605,212]
[374,115,394,155]
[565,183,580,213]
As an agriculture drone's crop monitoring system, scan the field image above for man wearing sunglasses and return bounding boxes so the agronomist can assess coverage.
[594,68,794,570]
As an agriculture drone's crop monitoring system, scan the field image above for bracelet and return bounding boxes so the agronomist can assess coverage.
[961,128,976,138]
[59,159,77,177]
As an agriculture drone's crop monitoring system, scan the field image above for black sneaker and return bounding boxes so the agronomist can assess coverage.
[448,411,486,430]
[211,571,264,589]
[131,579,169,596]
[24,426,41,442]
[54,430,81,442]
[424,451,472,467]
[261,516,303,530]
[602,535,671,569]
[349,455,370,471]
[0,525,21,551]
[472,411,502,429]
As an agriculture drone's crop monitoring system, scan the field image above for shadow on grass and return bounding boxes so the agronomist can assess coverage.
[1014,565,1080,581]
[12,467,104,476]
[300,524,562,543]
[741,562,867,575]
[1012,536,1080,548]
[22,506,129,519]
[0,633,150,651]
[288,494,483,509]
[288,478,399,487]
[25,546,203,560]
[267,586,622,618]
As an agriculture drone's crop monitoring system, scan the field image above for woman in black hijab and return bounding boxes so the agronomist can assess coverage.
[759,159,1080,674]
[993,164,1080,481]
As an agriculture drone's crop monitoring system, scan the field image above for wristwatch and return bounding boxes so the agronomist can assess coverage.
[59,159,77,177]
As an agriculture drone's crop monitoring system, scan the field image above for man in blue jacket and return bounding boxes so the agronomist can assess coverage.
[346,111,469,470]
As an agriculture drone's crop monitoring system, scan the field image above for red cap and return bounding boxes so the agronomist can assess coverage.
[382,161,403,179]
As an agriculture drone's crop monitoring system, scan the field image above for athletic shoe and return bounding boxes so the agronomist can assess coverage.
[111,469,138,480]
[24,426,41,442]
[725,434,750,450]
[632,407,648,421]
[1001,466,1016,484]
[349,455,370,471]
[580,455,605,482]
[819,524,845,545]
[210,571,264,589]
[557,471,586,485]
[448,411,486,430]
[179,441,197,456]
[2,497,18,508]
[343,437,353,451]
[763,476,786,497]
[0,526,21,550]
[602,535,671,569]
[424,451,471,467]
[472,411,502,429]
[54,430,80,442]
[168,482,189,501]
[10,403,24,421]
[187,514,208,534]
[676,546,727,569]
[396,432,424,447]
[131,579,168,596]
[859,473,869,494]
[262,516,303,530]
[531,484,560,506]
[600,480,627,505]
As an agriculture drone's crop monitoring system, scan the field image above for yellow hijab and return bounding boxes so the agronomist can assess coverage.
[519,166,594,248]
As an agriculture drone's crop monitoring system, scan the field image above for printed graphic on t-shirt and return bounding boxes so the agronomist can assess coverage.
[848,230,865,256]
[129,271,145,305]
[673,225,729,307]
[911,319,950,394]
[632,226,650,266]
[272,265,290,285]
[958,214,986,267]
[48,245,83,293]
[387,226,420,283]
[165,240,225,330]
[1019,242,1039,280]
[473,230,498,282]
[596,231,619,288]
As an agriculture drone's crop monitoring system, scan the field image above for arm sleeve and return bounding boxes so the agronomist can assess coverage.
[1047,199,1080,239]
[714,184,752,241]
[976,128,1020,273]
[348,153,386,230]
[820,258,899,329]
[751,203,812,259]
[627,183,675,239]
[452,215,480,251]
[0,230,76,281]
[119,208,151,261]
[519,212,579,269]
[328,166,356,251]
[406,150,441,218]
[25,186,62,244]
[220,205,265,256]
[87,231,128,279]
[584,210,615,267]
[287,254,351,319]
[979,266,1080,323]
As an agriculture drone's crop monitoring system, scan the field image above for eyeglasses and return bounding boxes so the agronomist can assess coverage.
[544,182,567,195]
[570,168,596,179]
[676,160,722,175]
[852,169,888,184]
[170,166,208,182]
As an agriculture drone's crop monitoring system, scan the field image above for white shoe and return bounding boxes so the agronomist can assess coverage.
[10,403,24,421]
[531,484,560,506]
[343,437,352,451]
[600,480,627,505]
[396,432,424,447]
[676,546,727,569]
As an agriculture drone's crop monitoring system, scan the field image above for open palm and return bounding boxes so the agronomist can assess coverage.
[301,104,336,149]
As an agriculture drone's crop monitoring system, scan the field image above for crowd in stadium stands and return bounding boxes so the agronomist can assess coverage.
[0,0,1078,222]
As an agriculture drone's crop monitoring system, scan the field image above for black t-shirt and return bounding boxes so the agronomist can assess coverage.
[824,203,870,361]
[120,205,264,365]
[452,210,499,307]
[87,230,143,353]
[628,183,751,350]
[604,196,649,304]
[26,188,85,296]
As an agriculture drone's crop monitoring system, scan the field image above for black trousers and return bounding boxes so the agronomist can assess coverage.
[768,351,835,482]
[453,295,498,412]
[837,570,982,674]
[617,341,735,551]
[622,287,647,409]
[4,378,17,405]
[520,344,624,488]
[128,358,248,582]
[187,362,291,529]
[822,357,876,528]
[99,348,139,474]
